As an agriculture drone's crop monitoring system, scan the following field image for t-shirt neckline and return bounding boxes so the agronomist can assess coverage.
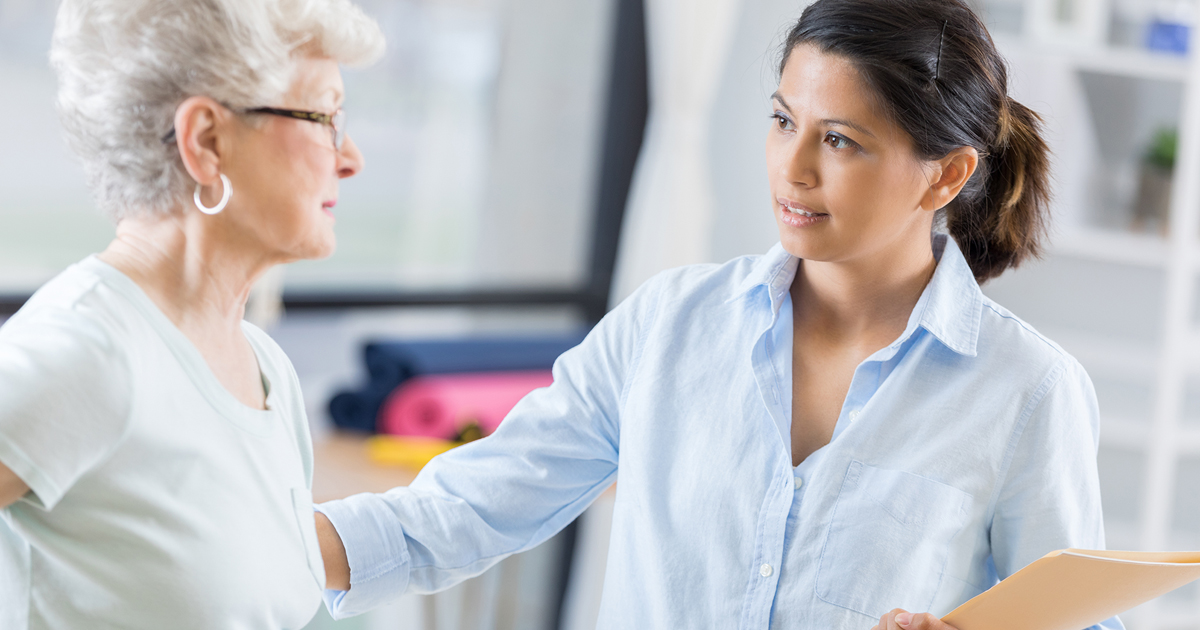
[79,255,279,437]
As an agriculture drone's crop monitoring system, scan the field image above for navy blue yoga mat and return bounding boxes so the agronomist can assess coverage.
[328,331,590,433]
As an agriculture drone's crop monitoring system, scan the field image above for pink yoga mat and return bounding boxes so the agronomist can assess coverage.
[378,371,555,439]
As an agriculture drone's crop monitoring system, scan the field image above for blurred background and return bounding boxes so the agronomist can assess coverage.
[3,0,1200,628]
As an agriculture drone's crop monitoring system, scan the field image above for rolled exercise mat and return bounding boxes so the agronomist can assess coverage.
[379,370,555,439]
[328,331,588,432]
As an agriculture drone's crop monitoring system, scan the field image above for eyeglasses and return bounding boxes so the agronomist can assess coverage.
[160,106,346,150]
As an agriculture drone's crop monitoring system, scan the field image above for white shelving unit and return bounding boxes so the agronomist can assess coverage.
[980,1,1200,628]
[1052,227,1172,268]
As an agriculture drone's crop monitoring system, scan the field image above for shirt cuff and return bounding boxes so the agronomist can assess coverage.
[315,492,413,619]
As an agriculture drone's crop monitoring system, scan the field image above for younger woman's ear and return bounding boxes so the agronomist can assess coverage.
[921,146,979,212]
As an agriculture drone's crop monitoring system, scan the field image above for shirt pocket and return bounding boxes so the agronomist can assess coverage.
[290,487,327,589]
[815,460,969,619]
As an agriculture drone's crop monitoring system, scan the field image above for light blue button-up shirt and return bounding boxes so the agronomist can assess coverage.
[318,234,1122,629]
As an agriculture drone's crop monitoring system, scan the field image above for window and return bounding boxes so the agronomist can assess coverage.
[0,0,636,315]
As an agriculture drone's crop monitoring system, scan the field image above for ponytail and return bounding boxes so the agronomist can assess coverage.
[783,0,1053,283]
[947,98,1051,282]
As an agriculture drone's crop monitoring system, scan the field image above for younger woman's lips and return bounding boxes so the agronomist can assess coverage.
[778,200,829,228]
[777,197,824,215]
[780,209,829,228]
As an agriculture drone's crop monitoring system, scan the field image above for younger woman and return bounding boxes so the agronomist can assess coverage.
[315,1,1120,628]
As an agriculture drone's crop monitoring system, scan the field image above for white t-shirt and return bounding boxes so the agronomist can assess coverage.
[0,256,325,630]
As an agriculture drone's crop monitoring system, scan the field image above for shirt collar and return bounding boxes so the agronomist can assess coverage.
[904,233,982,357]
[732,233,982,357]
[731,242,798,318]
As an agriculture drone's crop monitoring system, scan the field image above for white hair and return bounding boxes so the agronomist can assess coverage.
[50,0,386,221]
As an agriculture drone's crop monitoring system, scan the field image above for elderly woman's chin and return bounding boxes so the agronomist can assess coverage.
[307,229,337,260]
[239,196,340,262]
[280,218,337,262]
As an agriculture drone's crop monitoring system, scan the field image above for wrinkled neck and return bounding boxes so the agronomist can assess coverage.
[98,209,278,334]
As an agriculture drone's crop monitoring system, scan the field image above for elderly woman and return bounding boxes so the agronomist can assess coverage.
[0,0,382,627]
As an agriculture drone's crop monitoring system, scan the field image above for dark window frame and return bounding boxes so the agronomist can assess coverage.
[0,0,649,326]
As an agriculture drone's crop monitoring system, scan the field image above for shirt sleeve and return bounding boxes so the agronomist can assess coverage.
[0,307,133,510]
[989,357,1124,630]
[316,276,661,619]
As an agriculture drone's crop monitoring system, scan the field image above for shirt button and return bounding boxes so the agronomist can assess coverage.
[848,410,860,421]
[794,477,804,490]
[760,563,773,577]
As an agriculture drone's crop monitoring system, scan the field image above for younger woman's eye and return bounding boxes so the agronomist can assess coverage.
[771,112,794,131]
[825,132,857,150]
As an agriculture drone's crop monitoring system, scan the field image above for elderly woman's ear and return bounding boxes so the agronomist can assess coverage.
[171,96,233,192]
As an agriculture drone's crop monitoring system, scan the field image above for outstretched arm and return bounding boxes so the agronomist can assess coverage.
[313,274,663,619]
[315,347,624,616]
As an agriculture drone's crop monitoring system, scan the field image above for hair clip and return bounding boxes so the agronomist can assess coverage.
[935,20,949,81]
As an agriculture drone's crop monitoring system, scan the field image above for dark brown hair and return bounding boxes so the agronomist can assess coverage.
[781,0,1050,282]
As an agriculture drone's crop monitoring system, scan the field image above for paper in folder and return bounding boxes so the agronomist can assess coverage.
[942,549,1200,630]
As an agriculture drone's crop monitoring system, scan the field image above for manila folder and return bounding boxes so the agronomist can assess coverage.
[941,549,1200,630]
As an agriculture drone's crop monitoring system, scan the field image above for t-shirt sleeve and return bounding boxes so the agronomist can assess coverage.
[0,307,132,509]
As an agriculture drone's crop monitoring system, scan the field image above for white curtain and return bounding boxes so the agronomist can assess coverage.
[611,0,745,304]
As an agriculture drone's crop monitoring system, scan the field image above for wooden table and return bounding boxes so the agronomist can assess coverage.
[312,432,418,503]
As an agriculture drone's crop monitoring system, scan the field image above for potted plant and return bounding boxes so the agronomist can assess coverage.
[1132,127,1177,235]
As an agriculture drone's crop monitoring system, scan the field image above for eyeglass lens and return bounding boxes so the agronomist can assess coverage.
[332,110,345,150]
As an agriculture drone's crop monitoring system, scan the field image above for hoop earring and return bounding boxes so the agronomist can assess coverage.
[194,173,232,215]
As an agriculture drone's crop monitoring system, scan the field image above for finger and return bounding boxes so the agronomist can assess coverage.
[887,609,909,630]
[901,612,955,629]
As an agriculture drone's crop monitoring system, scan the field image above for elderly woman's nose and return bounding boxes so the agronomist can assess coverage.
[337,135,364,179]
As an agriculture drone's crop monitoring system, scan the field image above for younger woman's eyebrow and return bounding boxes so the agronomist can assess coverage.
[770,91,793,113]
[770,91,876,139]
[823,118,876,139]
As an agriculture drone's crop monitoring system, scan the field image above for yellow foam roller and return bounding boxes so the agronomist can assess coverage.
[366,435,462,471]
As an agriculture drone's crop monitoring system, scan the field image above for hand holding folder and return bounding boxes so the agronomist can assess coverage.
[939,549,1200,630]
